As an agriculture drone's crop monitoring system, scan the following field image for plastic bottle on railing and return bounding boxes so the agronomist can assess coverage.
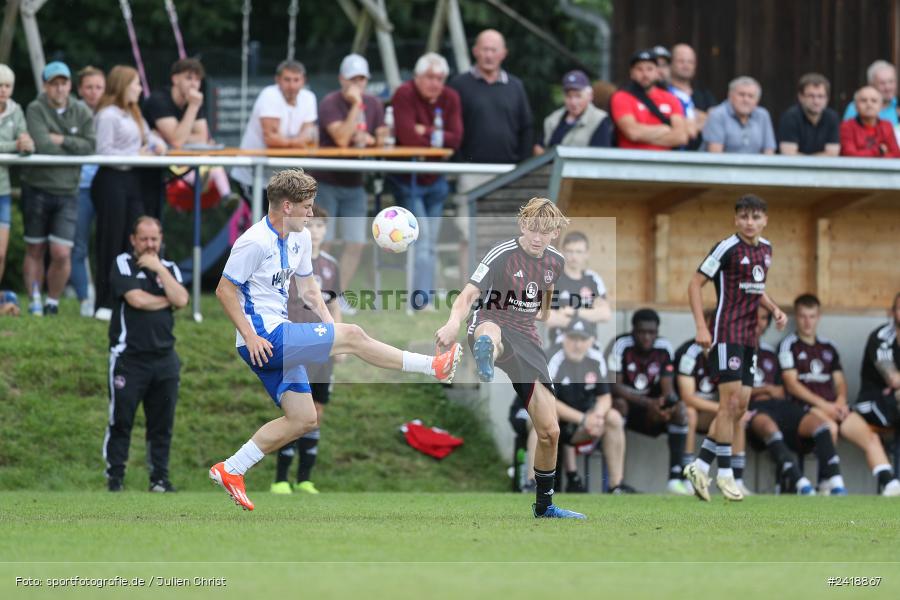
[354,107,368,149]
[430,108,444,148]
[383,106,396,148]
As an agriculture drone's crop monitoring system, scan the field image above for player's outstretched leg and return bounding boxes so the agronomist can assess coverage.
[529,382,586,519]
[473,322,503,383]
[211,391,319,511]
[330,323,463,383]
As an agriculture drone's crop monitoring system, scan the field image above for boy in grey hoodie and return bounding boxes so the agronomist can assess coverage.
[21,61,95,315]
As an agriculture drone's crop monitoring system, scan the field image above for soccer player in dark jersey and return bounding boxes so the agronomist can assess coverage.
[780,294,900,496]
[746,304,824,495]
[549,318,630,493]
[435,197,585,519]
[609,308,689,494]
[854,293,900,439]
[683,194,788,502]
[271,206,342,495]
[545,231,611,345]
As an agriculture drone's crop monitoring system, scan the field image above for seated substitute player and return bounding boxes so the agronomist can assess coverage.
[854,292,900,436]
[435,197,587,519]
[674,310,735,492]
[210,169,463,511]
[549,318,631,494]
[271,206,342,495]
[545,230,611,345]
[683,194,788,502]
[609,308,690,495]
[780,293,900,496]
[746,304,833,496]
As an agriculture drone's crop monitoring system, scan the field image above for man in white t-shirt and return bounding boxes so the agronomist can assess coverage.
[209,169,463,511]
[231,60,318,203]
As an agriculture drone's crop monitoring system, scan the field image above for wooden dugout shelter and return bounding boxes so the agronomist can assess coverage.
[468,148,900,312]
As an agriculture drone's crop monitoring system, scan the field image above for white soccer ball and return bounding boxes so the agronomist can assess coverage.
[372,206,418,253]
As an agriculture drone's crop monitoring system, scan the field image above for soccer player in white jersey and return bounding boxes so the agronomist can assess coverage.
[209,169,462,510]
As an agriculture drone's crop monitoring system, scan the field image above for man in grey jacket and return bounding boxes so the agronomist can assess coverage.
[21,61,94,316]
[535,70,612,154]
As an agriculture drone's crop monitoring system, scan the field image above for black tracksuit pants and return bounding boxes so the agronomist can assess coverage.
[104,350,180,482]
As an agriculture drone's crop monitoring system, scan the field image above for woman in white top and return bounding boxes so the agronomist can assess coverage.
[91,65,166,316]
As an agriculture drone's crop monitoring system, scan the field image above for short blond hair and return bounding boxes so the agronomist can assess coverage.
[0,64,14,86]
[267,169,317,205]
[517,197,569,233]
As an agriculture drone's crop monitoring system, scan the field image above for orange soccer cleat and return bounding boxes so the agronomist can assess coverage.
[432,343,463,384]
[209,462,254,511]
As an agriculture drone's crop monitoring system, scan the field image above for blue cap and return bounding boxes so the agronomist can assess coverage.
[1,290,18,306]
[42,61,71,82]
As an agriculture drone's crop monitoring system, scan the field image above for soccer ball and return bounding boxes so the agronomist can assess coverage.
[372,206,418,253]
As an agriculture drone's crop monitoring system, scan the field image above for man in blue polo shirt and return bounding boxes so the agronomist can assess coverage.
[703,76,775,154]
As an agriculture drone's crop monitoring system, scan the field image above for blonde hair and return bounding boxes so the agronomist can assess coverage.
[97,65,145,143]
[0,64,14,86]
[267,169,318,205]
[517,197,569,233]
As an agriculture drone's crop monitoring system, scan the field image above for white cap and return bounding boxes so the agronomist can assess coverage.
[340,54,370,79]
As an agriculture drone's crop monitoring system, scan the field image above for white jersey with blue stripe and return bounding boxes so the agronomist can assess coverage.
[222,216,313,347]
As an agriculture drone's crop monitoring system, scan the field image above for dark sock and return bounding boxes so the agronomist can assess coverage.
[765,432,801,488]
[534,467,556,515]
[275,443,295,483]
[812,426,841,479]
[667,424,688,480]
[566,470,578,483]
[733,452,746,481]
[875,466,895,490]
[698,437,717,467]
[716,443,732,471]
[296,430,319,483]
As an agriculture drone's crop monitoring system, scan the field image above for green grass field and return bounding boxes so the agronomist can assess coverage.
[2,492,898,599]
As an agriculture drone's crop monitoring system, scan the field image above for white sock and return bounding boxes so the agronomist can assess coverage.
[402,351,433,375]
[224,439,264,475]
[718,468,734,479]
[829,474,846,489]
[45,298,59,308]
[696,458,711,475]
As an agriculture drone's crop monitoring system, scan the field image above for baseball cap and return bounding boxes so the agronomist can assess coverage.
[652,45,672,63]
[629,49,656,67]
[562,70,590,91]
[42,61,71,82]
[564,317,595,339]
[340,54,371,79]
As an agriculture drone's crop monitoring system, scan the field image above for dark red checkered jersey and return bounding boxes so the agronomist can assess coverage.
[754,342,782,388]
[288,251,342,324]
[608,333,675,396]
[778,334,843,402]
[467,239,565,346]
[697,234,772,346]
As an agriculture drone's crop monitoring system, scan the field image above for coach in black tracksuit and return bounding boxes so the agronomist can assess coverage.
[103,216,189,493]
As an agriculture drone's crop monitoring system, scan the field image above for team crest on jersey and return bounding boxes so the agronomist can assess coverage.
[322,266,333,280]
[752,265,765,282]
[700,376,715,393]
[647,362,660,378]
[114,375,126,389]
[634,373,648,390]
[823,350,833,362]
[728,356,742,371]
[291,242,300,254]
[763,358,774,372]
[810,358,824,374]
[544,270,554,283]
[314,324,328,337]
[627,362,637,372]
[764,254,772,268]
[525,282,538,299]
[584,371,597,385]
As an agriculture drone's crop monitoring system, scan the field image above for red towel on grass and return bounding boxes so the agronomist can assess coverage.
[401,420,464,459]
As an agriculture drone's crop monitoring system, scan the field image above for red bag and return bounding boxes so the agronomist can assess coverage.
[401,420,464,460]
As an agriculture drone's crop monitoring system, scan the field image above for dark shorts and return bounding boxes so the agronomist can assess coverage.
[468,324,554,406]
[854,389,900,428]
[747,399,811,452]
[623,398,667,437]
[22,184,77,246]
[710,343,757,386]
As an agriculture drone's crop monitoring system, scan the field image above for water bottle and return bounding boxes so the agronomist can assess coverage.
[354,107,368,149]
[430,108,444,148]
[383,106,396,148]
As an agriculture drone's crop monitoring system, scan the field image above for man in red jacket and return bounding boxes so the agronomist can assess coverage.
[389,52,463,309]
[840,86,900,157]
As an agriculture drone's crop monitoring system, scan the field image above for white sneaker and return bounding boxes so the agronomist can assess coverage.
[882,479,900,497]
[94,307,112,321]
[80,299,95,318]
[716,474,744,501]
[666,479,691,496]
[683,462,711,502]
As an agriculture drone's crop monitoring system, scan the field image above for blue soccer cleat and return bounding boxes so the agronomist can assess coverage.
[830,486,848,496]
[797,483,816,496]
[473,335,495,382]
[533,503,587,520]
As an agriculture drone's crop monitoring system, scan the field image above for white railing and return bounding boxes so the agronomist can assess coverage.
[0,153,514,321]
